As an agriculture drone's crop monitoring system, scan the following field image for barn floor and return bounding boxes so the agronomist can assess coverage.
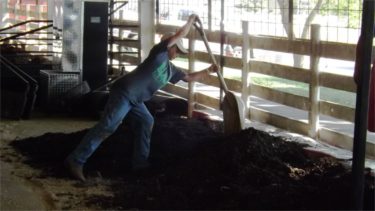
[0,112,96,210]
[0,109,374,210]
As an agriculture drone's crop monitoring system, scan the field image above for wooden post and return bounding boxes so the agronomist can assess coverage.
[241,20,250,118]
[187,30,196,118]
[119,10,124,36]
[309,24,321,139]
[138,0,155,62]
[288,0,294,39]
[208,0,212,31]
[219,0,225,106]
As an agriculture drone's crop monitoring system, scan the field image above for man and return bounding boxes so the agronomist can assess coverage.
[65,14,218,182]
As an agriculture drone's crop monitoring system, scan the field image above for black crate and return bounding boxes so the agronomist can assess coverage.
[40,70,81,110]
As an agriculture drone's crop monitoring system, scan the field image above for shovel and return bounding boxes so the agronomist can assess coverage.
[194,19,245,134]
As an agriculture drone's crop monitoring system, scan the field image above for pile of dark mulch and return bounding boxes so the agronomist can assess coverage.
[10,115,375,210]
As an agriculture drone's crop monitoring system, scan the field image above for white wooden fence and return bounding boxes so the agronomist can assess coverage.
[112,19,374,157]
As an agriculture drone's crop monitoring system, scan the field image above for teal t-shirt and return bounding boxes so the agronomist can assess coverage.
[113,38,186,104]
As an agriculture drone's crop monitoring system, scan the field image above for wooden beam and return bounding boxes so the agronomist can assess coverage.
[320,128,374,157]
[161,84,188,99]
[251,84,310,111]
[188,30,196,118]
[250,60,310,83]
[138,0,155,62]
[309,24,320,138]
[242,21,250,116]
[249,107,309,136]
[319,101,355,122]
[195,92,220,110]
[320,72,356,92]
[320,41,357,61]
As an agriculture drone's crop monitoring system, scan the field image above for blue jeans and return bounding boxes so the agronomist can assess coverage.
[67,90,154,169]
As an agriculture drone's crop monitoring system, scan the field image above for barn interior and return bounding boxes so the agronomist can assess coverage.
[0,0,374,210]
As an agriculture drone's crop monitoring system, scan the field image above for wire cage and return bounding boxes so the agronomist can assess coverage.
[40,70,81,110]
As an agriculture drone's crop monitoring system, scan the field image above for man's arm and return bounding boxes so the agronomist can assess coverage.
[167,14,198,48]
[183,64,218,82]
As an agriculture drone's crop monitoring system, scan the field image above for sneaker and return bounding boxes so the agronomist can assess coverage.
[64,158,86,182]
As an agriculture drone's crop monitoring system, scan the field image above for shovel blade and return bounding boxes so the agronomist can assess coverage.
[222,91,245,134]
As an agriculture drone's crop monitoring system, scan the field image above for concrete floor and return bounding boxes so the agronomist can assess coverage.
[0,112,96,210]
[1,161,52,210]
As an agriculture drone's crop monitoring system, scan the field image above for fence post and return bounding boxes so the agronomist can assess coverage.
[309,24,321,139]
[187,30,196,118]
[242,20,250,119]
[208,0,212,31]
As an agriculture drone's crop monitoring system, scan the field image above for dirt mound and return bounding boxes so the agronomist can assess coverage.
[10,115,375,210]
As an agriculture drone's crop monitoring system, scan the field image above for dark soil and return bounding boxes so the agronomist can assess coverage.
[10,114,375,210]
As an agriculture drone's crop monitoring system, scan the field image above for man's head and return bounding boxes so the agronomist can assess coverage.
[161,32,188,60]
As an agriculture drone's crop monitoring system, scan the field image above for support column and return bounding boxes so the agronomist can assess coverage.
[308,24,321,139]
[287,0,294,39]
[352,1,374,209]
[187,30,196,118]
[208,0,212,31]
[241,20,250,119]
[138,0,155,62]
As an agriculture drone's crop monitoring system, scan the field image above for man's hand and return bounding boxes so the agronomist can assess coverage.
[188,14,198,22]
[207,64,219,73]
[194,16,203,28]
[173,14,199,48]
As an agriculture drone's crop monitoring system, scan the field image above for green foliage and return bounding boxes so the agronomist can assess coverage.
[235,0,362,28]
[319,0,362,28]
[236,0,263,13]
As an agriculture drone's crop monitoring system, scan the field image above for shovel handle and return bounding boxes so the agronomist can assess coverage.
[193,21,229,93]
